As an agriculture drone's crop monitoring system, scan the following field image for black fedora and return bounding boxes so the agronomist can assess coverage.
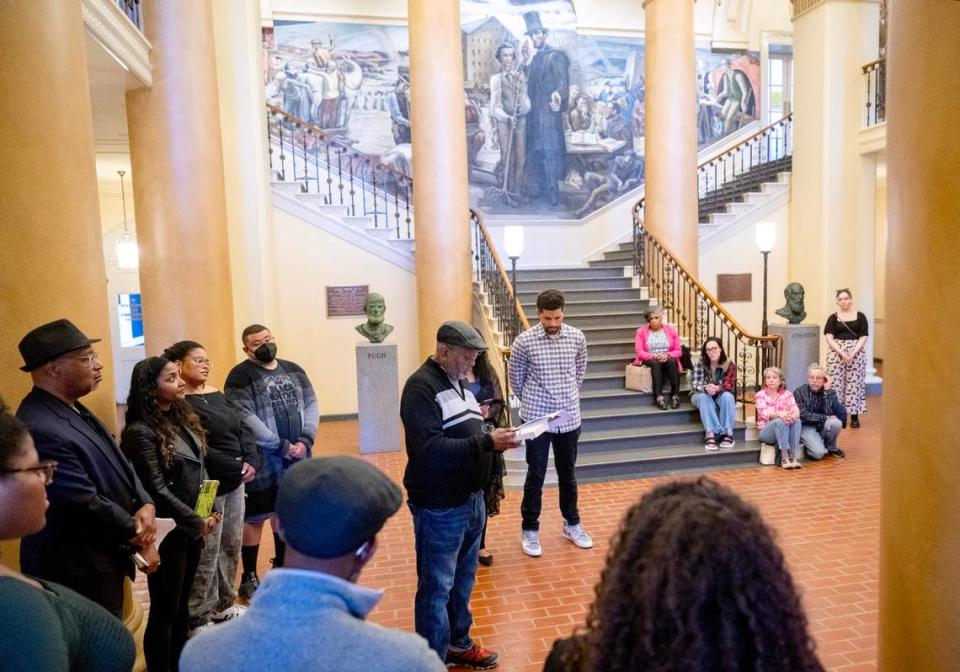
[19,319,101,372]
[522,11,547,36]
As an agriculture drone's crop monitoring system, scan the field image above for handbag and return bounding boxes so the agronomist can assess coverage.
[625,364,653,393]
[759,443,777,466]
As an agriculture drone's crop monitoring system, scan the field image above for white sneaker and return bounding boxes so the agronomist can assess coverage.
[211,604,248,622]
[562,522,593,549]
[521,530,542,557]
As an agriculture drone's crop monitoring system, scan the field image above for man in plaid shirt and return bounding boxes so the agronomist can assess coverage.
[509,289,592,557]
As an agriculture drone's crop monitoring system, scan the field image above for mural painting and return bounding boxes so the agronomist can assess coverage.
[264,5,760,222]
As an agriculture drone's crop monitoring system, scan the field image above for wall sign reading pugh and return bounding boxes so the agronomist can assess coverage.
[717,274,752,303]
[326,285,369,317]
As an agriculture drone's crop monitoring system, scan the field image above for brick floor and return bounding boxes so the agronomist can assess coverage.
[138,400,880,671]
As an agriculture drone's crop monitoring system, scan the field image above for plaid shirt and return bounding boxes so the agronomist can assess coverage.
[508,323,587,433]
[689,360,737,395]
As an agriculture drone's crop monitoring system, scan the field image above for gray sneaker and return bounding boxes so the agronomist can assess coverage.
[521,530,542,557]
[562,522,593,549]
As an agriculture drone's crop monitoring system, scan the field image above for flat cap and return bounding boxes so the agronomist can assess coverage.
[19,319,101,372]
[436,320,487,351]
[277,456,402,559]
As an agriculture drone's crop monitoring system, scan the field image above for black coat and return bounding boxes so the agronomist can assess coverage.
[121,422,207,540]
[16,387,153,614]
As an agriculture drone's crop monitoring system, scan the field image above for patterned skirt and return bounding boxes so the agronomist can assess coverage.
[826,340,867,415]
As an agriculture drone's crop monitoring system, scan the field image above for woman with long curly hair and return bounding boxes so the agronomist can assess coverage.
[121,357,219,672]
[544,478,824,672]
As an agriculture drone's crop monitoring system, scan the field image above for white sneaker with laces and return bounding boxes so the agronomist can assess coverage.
[521,530,542,557]
[211,604,248,622]
[562,522,593,549]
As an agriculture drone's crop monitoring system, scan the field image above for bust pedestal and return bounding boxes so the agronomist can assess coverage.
[355,342,402,454]
[769,323,820,392]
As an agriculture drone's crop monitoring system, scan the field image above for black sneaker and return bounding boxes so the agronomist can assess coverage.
[445,642,499,669]
[828,448,846,458]
[238,572,260,601]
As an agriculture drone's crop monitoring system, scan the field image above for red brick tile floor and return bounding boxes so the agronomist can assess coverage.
[136,399,881,671]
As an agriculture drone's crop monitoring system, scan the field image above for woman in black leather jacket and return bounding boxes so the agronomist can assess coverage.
[121,356,218,672]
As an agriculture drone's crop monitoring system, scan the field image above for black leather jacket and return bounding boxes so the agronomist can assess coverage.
[121,421,206,539]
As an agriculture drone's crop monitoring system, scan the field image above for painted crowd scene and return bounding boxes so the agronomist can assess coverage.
[264,0,760,221]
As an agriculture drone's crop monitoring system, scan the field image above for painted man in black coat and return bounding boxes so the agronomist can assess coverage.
[15,319,157,616]
[522,11,570,207]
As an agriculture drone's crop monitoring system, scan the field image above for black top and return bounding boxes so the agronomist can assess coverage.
[401,358,495,509]
[0,576,135,672]
[824,312,869,340]
[187,391,260,494]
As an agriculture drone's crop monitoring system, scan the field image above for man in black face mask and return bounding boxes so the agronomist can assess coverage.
[224,324,319,600]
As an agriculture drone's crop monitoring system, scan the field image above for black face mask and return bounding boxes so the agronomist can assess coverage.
[254,342,277,363]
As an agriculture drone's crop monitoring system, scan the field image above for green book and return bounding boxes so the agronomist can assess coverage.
[195,479,220,517]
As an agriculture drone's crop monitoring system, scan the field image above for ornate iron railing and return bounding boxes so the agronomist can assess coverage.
[863,58,886,127]
[698,114,793,222]
[632,214,781,420]
[471,210,530,348]
[266,104,414,240]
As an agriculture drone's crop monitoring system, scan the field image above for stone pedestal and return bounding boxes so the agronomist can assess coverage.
[769,324,820,392]
[356,343,402,454]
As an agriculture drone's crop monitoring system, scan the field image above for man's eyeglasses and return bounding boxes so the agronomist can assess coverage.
[0,459,58,485]
[62,351,99,367]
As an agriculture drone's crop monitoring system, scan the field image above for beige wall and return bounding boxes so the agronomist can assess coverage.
[271,207,419,416]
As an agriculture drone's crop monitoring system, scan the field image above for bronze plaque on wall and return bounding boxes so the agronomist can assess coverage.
[326,285,369,317]
[717,274,752,302]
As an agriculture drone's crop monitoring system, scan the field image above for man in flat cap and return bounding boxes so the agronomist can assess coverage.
[180,456,444,672]
[15,318,158,616]
[400,320,520,669]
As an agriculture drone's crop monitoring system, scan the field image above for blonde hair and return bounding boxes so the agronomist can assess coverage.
[762,366,785,391]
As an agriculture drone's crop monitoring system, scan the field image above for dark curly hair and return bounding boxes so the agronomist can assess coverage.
[0,397,31,471]
[472,351,507,428]
[567,478,823,672]
[162,340,205,363]
[123,357,206,467]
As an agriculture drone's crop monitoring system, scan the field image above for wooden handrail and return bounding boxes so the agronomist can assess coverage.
[267,103,412,184]
[862,57,885,73]
[472,209,531,332]
[632,207,781,349]
[701,113,794,165]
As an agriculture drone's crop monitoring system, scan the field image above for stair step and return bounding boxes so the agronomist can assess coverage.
[580,338,636,358]
[518,287,641,303]
[579,406,702,433]
[515,267,624,281]
[579,423,746,453]
[601,249,633,261]
[516,276,633,292]
[564,311,643,328]
[581,325,640,345]
[587,258,633,269]
[521,298,648,316]
[272,180,304,195]
[574,441,761,482]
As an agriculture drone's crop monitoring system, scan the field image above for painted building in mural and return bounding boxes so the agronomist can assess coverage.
[264,1,761,222]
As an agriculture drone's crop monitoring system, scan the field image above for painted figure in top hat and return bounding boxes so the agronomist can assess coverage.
[521,10,570,208]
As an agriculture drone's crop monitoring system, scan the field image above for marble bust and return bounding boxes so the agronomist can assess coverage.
[775,282,807,324]
[355,292,394,343]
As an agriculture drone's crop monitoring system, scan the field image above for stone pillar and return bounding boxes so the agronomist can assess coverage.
[0,0,118,429]
[126,0,236,385]
[211,0,277,336]
[880,3,960,669]
[642,0,698,273]
[788,0,879,365]
[409,0,472,358]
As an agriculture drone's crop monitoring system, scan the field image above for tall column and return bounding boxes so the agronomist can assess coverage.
[211,0,277,337]
[880,3,960,669]
[409,0,472,358]
[126,1,236,385]
[642,0,698,273]
[0,1,117,430]
[788,0,879,358]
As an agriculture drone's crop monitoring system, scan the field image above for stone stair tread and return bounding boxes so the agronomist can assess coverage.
[576,441,759,466]
[581,423,742,442]
[580,405,697,420]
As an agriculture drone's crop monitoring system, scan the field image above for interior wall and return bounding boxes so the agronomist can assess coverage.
[271,207,419,417]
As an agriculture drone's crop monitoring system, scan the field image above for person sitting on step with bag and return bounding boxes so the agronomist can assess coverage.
[632,307,683,410]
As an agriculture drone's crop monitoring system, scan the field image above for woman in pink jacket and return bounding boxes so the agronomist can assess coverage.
[633,307,683,410]
[754,367,802,470]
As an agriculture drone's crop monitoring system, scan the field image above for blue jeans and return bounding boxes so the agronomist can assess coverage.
[409,491,485,659]
[758,418,801,461]
[691,391,736,435]
[800,417,843,459]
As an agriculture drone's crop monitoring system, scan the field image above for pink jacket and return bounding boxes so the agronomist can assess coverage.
[633,324,683,371]
[754,388,799,430]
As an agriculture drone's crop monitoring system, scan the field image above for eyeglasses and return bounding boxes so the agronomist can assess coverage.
[62,351,99,367]
[705,345,721,352]
[0,459,58,485]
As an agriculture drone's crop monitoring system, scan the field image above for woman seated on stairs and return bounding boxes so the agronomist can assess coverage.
[632,307,682,410]
[689,337,737,450]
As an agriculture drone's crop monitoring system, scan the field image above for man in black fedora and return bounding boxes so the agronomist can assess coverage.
[522,10,570,207]
[15,318,158,616]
